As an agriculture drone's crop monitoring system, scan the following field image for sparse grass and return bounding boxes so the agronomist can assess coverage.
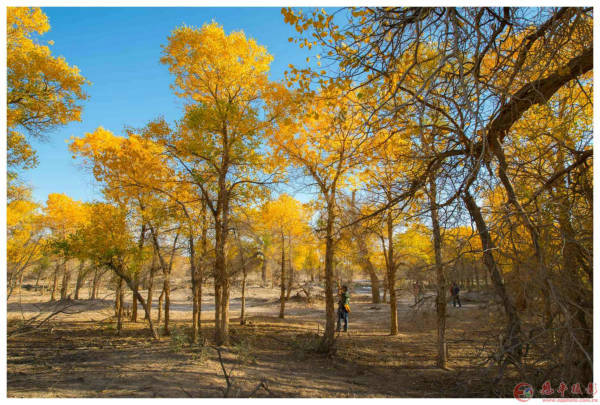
[289,332,322,359]
[169,325,188,353]
[232,339,256,365]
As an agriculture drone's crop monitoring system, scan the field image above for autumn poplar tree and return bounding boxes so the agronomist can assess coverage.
[159,22,286,345]
[271,87,371,350]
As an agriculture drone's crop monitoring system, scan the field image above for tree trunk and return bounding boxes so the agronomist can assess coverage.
[50,261,60,301]
[193,216,208,342]
[163,277,170,335]
[116,277,124,334]
[287,236,295,300]
[131,272,139,322]
[219,278,230,345]
[214,281,222,335]
[214,211,230,345]
[60,261,71,300]
[429,177,447,369]
[145,258,156,321]
[463,189,522,363]
[189,234,200,343]
[109,263,159,340]
[157,284,165,324]
[74,261,85,300]
[360,255,380,304]
[149,226,178,335]
[90,267,100,300]
[279,232,286,318]
[320,202,336,351]
[387,211,398,336]
[240,266,247,325]
[261,253,267,285]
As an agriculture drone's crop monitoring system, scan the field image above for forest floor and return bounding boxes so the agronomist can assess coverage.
[7,282,525,397]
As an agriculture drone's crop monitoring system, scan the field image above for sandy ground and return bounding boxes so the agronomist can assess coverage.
[7,281,523,398]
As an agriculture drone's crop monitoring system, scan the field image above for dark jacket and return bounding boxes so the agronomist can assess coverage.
[338,292,350,312]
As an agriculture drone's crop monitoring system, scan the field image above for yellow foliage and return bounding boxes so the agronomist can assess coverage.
[7,7,88,174]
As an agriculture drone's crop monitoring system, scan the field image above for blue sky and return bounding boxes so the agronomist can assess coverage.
[22,7,322,204]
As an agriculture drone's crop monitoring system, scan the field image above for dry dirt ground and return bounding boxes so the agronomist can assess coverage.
[7,282,524,397]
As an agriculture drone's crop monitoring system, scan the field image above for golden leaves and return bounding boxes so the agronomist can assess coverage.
[7,7,88,179]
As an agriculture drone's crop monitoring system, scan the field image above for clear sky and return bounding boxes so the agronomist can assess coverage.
[22,7,321,204]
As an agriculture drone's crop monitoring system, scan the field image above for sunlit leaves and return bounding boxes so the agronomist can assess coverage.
[7,7,88,178]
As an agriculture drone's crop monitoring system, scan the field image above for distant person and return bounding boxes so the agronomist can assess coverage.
[451,282,461,308]
[336,285,350,332]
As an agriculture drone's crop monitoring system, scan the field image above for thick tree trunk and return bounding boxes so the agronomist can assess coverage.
[189,234,200,342]
[116,277,124,334]
[240,267,247,325]
[194,217,208,342]
[60,261,71,300]
[50,261,60,301]
[387,211,398,336]
[429,178,447,369]
[214,282,222,334]
[463,189,522,363]
[192,281,201,340]
[74,261,85,300]
[382,271,388,303]
[320,202,336,351]
[279,232,286,318]
[365,259,380,304]
[213,209,230,345]
[219,279,230,345]
[157,284,165,324]
[131,272,139,322]
[163,277,170,335]
[286,237,294,301]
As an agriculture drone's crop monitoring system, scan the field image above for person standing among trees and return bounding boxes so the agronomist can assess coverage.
[336,285,350,332]
[451,282,461,308]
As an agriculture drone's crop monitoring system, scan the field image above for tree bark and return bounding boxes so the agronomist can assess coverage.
[367,262,380,304]
[131,272,139,322]
[463,189,522,363]
[429,177,447,368]
[286,235,294,301]
[163,277,170,335]
[157,283,165,325]
[279,232,286,318]
[213,198,230,345]
[60,260,71,300]
[116,277,124,334]
[261,253,267,285]
[387,210,398,336]
[240,266,247,325]
[189,234,200,342]
[74,260,85,300]
[320,201,336,351]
